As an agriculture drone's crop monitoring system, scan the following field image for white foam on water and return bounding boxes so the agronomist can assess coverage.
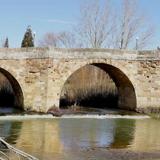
[0,114,150,121]
[61,114,150,119]
[0,115,53,121]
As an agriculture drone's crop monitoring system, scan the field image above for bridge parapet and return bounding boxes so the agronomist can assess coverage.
[0,48,159,60]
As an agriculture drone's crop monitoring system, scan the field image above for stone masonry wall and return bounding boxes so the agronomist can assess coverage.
[0,48,159,113]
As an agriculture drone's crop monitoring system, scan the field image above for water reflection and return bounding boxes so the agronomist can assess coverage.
[0,121,22,144]
[59,119,114,149]
[14,120,64,159]
[111,119,135,148]
[131,118,160,151]
[0,118,160,159]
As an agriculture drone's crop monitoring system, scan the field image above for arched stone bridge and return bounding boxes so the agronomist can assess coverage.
[0,48,160,113]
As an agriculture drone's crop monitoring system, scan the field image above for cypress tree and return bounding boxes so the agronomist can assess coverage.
[21,26,34,47]
[4,37,9,48]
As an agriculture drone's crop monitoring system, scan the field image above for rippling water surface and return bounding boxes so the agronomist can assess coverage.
[0,116,160,159]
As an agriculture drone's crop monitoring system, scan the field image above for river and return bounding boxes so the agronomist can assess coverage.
[0,115,160,160]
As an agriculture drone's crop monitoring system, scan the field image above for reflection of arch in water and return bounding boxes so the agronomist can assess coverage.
[110,119,135,148]
[0,121,22,144]
[0,68,23,109]
[60,63,137,111]
[59,119,115,149]
[59,118,135,149]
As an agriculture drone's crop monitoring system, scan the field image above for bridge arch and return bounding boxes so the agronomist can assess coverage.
[60,63,136,111]
[0,68,24,109]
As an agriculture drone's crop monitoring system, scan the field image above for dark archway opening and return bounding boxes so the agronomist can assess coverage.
[0,68,24,115]
[60,64,136,114]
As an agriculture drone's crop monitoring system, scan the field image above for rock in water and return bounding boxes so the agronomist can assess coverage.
[47,107,63,117]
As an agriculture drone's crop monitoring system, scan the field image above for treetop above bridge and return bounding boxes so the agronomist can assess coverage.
[0,47,159,61]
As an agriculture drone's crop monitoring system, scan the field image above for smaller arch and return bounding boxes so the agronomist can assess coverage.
[0,68,24,109]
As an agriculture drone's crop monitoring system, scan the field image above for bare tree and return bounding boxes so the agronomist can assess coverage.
[39,31,80,48]
[39,0,154,50]
[135,27,154,49]
[58,32,80,48]
[75,0,113,48]
[75,0,154,49]
[39,32,60,47]
[112,0,154,49]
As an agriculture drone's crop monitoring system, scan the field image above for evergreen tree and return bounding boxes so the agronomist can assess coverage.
[21,26,34,47]
[4,37,9,48]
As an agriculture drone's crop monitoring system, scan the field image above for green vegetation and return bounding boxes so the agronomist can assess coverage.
[4,37,9,48]
[21,26,34,48]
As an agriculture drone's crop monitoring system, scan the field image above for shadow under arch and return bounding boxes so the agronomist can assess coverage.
[93,63,137,110]
[60,63,137,111]
[0,68,24,109]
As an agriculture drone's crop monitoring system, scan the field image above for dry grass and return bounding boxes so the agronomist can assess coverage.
[60,65,118,108]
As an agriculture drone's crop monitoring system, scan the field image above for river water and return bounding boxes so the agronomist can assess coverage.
[0,115,160,160]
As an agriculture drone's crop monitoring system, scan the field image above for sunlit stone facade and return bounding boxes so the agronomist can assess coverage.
[0,48,159,113]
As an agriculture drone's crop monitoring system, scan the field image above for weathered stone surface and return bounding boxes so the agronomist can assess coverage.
[0,48,159,113]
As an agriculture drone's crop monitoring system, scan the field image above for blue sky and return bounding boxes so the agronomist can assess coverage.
[0,0,160,48]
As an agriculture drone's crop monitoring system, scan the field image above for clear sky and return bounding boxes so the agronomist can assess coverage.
[0,0,160,48]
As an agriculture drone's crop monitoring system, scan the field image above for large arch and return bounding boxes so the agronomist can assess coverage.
[0,68,24,109]
[60,63,136,111]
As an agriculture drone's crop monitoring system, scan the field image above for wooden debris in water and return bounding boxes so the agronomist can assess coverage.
[0,137,38,160]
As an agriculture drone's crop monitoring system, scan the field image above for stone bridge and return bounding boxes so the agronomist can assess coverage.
[0,48,160,113]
